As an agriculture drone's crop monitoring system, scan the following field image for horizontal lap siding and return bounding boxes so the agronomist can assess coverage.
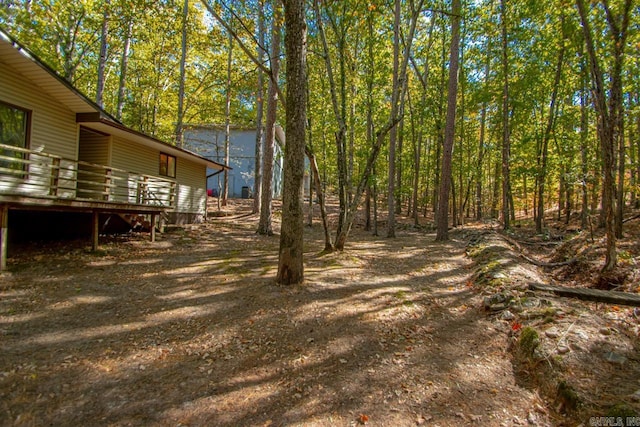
[111,136,206,216]
[77,131,110,199]
[0,61,77,160]
[110,136,156,204]
[111,136,157,175]
[78,130,109,165]
[175,160,206,215]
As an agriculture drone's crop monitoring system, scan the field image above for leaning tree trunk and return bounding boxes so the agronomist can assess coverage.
[253,3,266,214]
[435,0,461,241]
[257,7,281,235]
[333,0,425,250]
[536,28,565,233]
[306,148,332,251]
[312,0,348,245]
[277,0,307,285]
[576,0,632,271]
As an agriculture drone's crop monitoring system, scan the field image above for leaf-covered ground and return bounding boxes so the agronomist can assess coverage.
[1,200,638,426]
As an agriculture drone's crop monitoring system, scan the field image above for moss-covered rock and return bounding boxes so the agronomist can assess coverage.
[556,380,580,412]
[518,326,540,358]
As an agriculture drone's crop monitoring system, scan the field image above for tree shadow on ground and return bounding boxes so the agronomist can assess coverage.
[0,212,549,426]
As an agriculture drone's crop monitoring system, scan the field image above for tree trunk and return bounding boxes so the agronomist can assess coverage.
[312,0,348,244]
[500,0,511,230]
[253,3,266,215]
[615,103,625,238]
[257,6,281,235]
[408,87,422,226]
[116,16,133,121]
[277,0,307,286]
[175,0,188,147]
[580,49,590,229]
[222,30,233,207]
[576,0,632,271]
[476,98,486,221]
[435,0,461,241]
[491,159,501,219]
[96,1,109,108]
[306,148,332,251]
[536,28,565,233]
[333,0,424,249]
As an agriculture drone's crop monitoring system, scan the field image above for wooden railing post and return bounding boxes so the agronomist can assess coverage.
[150,213,157,242]
[137,176,149,204]
[92,210,99,251]
[103,168,112,201]
[0,204,8,271]
[170,182,177,207]
[49,157,61,196]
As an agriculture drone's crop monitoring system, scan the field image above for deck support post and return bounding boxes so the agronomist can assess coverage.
[92,210,99,251]
[150,213,157,243]
[0,204,8,271]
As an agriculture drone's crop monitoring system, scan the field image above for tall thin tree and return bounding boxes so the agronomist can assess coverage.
[96,0,109,108]
[253,2,266,214]
[500,0,512,230]
[435,0,461,241]
[175,0,188,146]
[222,28,233,206]
[257,3,281,235]
[387,0,401,238]
[576,0,632,271]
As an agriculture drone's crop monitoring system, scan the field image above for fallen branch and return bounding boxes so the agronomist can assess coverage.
[519,253,577,268]
[529,282,640,306]
[499,232,578,268]
[622,212,640,224]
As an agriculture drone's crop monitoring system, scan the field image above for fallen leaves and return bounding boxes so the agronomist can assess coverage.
[357,413,369,424]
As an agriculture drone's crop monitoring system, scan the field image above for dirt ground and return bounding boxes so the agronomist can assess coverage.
[1,200,639,426]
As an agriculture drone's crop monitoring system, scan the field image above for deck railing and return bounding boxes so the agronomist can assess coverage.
[0,143,176,208]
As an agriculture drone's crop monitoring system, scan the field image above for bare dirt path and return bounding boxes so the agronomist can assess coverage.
[0,201,569,426]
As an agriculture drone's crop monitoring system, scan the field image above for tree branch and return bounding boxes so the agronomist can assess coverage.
[200,0,284,101]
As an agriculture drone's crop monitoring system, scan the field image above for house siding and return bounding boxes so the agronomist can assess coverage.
[111,136,157,175]
[175,160,206,217]
[0,61,80,198]
[77,129,111,200]
[0,60,77,160]
[111,136,206,218]
[1,40,214,224]
[78,129,110,165]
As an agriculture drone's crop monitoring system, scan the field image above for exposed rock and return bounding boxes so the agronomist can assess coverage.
[501,310,515,320]
[545,329,560,339]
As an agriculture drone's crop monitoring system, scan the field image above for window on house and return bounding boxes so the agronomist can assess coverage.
[0,101,30,173]
[159,153,176,178]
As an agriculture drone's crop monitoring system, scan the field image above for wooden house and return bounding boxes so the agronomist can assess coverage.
[0,29,228,270]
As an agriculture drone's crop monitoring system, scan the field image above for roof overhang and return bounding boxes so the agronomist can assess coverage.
[77,113,228,171]
[0,29,116,120]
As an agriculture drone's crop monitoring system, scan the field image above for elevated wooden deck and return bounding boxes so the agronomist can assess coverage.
[0,143,175,271]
